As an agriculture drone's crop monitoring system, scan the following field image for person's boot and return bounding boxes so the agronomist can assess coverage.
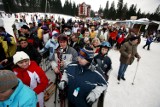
[117,76,121,81]
[143,46,145,49]
[121,77,126,81]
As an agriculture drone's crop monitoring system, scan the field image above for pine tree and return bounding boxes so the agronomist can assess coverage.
[40,0,46,12]
[90,10,95,17]
[2,0,17,13]
[108,1,116,20]
[137,9,141,19]
[155,4,160,15]
[103,1,109,19]
[121,3,128,20]
[116,0,123,20]
[127,4,137,19]
[72,2,76,16]
[63,0,70,15]
[98,5,103,18]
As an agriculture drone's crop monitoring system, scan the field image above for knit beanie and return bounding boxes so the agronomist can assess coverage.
[0,70,18,92]
[79,46,94,63]
[52,31,59,37]
[21,25,30,31]
[13,51,30,64]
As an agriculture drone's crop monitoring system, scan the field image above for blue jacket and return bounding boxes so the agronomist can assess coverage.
[39,39,59,60]
[146,37,153,45]
[66,63,107,107]
[0,79,37,107]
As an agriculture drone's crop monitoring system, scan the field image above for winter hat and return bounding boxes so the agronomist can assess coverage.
[79,46,94,63]
[100,41,111,48]
[99,35,105,40]
[41,25,48,30]
[21,25,30,30]
[0,70,18,92]
[13,51,30,64]
[103,23,108,27]
[52,31,59,37]
[130,35,139,41]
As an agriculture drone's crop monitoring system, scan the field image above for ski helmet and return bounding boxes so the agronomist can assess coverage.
[100,41,111,48]
[99,41,111,55]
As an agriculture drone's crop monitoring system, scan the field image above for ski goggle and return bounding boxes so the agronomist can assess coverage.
[79,50,88,59]
[18,36,27,42]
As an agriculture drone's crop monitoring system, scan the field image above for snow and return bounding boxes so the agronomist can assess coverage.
[0,12,79,36]
[0,15,15,36]
[105,39,160,107]
[1,13,160,107]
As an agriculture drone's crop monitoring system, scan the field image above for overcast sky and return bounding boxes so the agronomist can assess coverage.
[61,0,160,13]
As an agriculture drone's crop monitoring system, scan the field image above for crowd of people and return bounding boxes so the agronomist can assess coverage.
[1,13,158,107]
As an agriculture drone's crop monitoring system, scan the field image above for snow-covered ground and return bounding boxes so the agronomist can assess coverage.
[1,12,79,36]
[105,39,160,107]
[1,13,160,107]
[45,36,160,107]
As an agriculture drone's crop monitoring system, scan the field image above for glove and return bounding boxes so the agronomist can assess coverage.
[86,85,107,105]
[86,91,97,105]
[58,81,67,90]
[58,70,68,90]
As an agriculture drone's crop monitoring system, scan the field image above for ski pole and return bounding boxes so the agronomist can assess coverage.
[132,61,139,85]
[54,74,58,107]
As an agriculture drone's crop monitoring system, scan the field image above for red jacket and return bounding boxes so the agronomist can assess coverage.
[110,31,118,40]
[13,61,49,94]
[117,34,125,44]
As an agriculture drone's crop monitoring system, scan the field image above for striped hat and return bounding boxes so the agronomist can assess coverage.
[79,46,94,63]
[0,70,18,92]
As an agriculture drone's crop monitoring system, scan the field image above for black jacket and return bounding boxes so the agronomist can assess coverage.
[17,44,42,65]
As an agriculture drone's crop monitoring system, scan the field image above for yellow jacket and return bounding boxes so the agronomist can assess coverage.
[0,36,16,57]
